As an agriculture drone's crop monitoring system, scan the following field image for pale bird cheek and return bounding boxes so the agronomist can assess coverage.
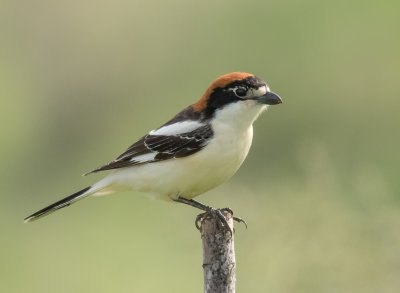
[252,86,267,97]
[241,100,256,108]
[244,99,262,108]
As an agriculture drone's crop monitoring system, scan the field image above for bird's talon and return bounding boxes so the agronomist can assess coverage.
[233,216,248,229]
[195,208,234,236]
[195,212,207,230]
[220,207,247,229]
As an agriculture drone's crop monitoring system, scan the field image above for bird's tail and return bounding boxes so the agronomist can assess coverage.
[24,184,102,223]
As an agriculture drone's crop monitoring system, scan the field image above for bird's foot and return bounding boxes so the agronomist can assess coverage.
[195,207,247,236]
[220,208,248,229]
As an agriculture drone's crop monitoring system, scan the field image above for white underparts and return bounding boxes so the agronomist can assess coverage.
[93,98,268,201]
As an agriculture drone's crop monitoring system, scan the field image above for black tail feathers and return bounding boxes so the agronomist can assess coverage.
[24,186,91,223]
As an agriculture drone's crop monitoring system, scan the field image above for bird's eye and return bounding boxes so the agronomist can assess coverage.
[235,87,247,97]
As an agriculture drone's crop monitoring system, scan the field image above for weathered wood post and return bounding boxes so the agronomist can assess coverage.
[200,210,236,293]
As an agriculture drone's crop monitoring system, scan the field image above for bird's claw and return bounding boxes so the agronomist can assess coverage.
[219,208,248,229]
[195,208,247,236]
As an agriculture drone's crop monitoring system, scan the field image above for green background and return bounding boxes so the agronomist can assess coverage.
[1,0,399,292]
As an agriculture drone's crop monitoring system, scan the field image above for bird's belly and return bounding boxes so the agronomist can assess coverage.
[105,126,254,200]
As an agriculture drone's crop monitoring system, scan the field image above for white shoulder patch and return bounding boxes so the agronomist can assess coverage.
[130,153,156,163]
[150,121,204,136]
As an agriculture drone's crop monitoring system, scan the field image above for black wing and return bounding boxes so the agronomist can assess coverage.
[85,124,213,175]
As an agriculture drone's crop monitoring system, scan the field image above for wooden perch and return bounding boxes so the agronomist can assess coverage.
[200,210,236,293]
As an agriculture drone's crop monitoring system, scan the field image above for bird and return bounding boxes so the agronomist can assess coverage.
[24,72,282,231]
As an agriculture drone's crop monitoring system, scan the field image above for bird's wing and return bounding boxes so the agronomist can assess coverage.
[84,122,213,175]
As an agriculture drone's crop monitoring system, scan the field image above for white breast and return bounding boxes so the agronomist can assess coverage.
[98,102,266,200]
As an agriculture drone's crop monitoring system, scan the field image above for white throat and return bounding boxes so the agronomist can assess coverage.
[212,101,267,131]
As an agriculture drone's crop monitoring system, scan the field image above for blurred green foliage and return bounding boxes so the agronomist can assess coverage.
[1,0,399,292]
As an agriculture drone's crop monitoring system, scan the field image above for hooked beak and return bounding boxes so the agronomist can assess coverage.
[257,91,282,105]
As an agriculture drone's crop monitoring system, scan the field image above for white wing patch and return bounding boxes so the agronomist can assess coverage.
[150,121,204,136]
[130,153,156,163]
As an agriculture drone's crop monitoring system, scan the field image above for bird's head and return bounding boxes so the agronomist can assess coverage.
[193,72,282,126]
